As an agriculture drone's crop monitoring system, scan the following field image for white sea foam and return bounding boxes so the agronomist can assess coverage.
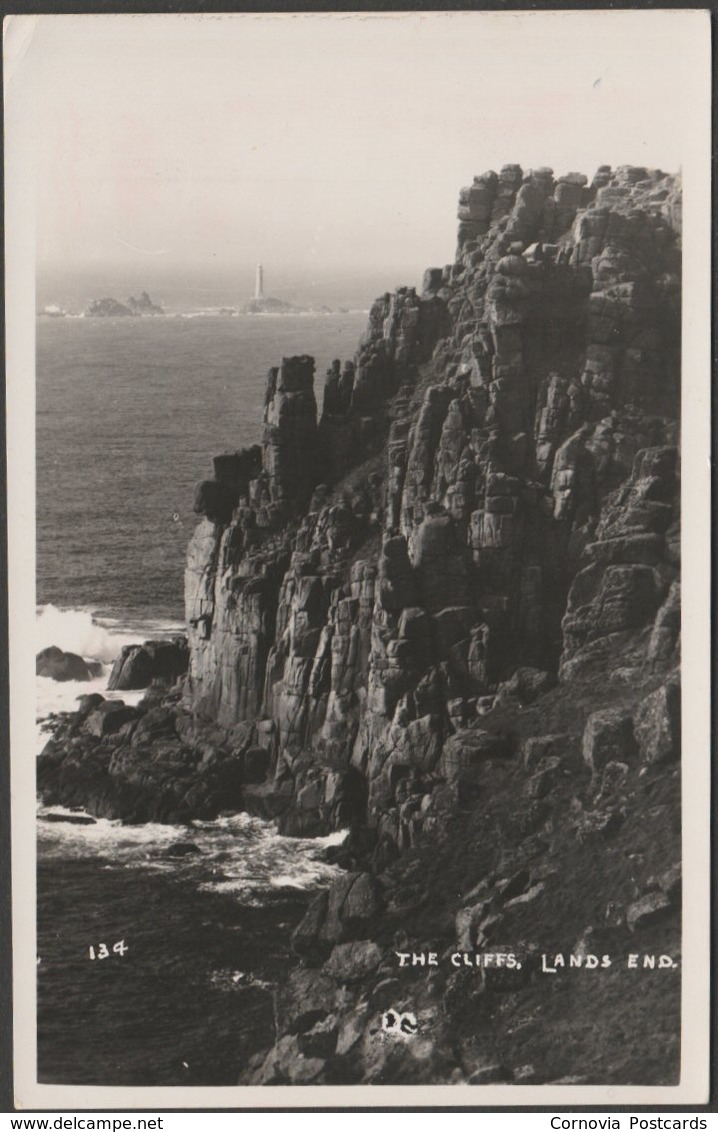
[37,806,184,858]
[37,604,134,664]
[37,807,344,896]
[36,603,183,664]
[35,606,345,894]
[35,605,184,752]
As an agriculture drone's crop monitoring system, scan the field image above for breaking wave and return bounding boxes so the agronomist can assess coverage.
[36,603,182,665]
[35,604,184,753]
[37,808,345,897]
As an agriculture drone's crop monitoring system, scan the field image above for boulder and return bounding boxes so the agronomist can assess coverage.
[582,708,636,773]
[291,871,382,958]
[291,890,329,959]
[250,1034,325,1085]
[278,967,336,1033]
[495,666,556,706]
[325,940,383,984]
[340,872,383,930]
[521,734,571,772]
[75,693,106,719]
[36,646,94,683]
[84,701,139,738]
[440,729,513,783]
[107,639,188,691]
[633,682,680,763]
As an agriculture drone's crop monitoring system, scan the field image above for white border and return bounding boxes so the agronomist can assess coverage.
[5,10,712,1109]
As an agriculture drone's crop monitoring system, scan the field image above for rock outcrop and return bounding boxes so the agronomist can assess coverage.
[126,291,164,315]
[36,645,98,682]
[107,637,189,691]
[179,165,680,843]
[39,164,682,1086]
[84,292,164,317]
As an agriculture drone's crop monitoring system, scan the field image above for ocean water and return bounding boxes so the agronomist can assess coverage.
[37,812,344,1085]
[34,303,370,1084]
[37,310,369,621]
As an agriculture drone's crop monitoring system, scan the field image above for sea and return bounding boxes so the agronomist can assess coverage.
[33,272,382,1085]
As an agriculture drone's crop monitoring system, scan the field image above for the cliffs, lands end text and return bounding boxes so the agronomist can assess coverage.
[395,951,679,971]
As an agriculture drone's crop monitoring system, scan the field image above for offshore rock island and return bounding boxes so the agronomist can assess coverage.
[84,291,165,317]
[38,164,682,1086]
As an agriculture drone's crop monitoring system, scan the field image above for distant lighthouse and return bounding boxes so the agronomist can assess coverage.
[254,263,264,301]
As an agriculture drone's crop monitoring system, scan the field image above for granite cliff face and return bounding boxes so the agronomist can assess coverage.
[38,164,682,1085]
[187,165,682,1085]
[184,164,680,842]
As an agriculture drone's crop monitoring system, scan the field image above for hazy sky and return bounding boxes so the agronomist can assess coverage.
[6,10,709,279]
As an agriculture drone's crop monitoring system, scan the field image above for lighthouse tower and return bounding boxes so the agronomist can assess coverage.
[254,263,264,301]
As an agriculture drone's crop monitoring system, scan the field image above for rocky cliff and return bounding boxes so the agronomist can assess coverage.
[39,164,682,1086]
[188,164,682,1085]
[184,164,680,835]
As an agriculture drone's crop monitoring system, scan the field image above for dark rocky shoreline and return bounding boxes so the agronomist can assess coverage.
[38,163,682,1085]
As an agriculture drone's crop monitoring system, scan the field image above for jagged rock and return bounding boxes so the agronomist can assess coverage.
[573,807,625,842]
[440,729,513,783]
[75,692,105,718]
[278,967,336,1033]
[582,708,636,773]
[291,890,329,959]
[494,666,556,707]
[455,901,488,950]
[250,1034,325,1085]
[520,734,572,772]
[411,512,469,610]
[107,639,188,691]
[263,356,319,510]
[130,707,177,745]
[595,760,630,800]
[85,701,139,737]
[325,940,382,983]
[36,646,94,682]
[291,870,383,960]
[341,872,384,929]
[336,1004,371,1056]
[633,682,680,763]
[647,582,680,664]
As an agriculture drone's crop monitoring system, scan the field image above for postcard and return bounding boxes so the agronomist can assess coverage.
[4,9,712,1109]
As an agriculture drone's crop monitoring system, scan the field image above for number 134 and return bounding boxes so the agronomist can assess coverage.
[88,941,128,960]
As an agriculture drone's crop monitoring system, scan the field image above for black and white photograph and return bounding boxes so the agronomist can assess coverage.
[5,8,711,1108]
